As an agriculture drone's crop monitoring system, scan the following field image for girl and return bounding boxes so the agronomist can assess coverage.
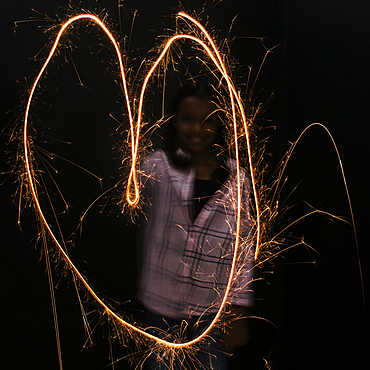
[136,81,254,369]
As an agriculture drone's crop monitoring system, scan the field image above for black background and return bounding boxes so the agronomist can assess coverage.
[1,1,369,369]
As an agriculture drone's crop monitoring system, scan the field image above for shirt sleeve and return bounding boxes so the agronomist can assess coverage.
[139,150,164,200]
[228,172,255,307]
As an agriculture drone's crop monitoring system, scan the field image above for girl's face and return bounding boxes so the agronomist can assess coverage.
[175,96,220,157]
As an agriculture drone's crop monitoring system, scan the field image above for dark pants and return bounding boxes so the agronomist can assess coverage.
[145,309,229,370]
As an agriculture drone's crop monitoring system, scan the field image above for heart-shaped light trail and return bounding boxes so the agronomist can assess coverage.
[23,11,261,349]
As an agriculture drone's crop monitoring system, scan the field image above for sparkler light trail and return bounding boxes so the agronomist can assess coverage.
[22,11,260,350]
[17,7,365,370]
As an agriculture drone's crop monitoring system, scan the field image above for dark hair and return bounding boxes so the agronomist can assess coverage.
[165,79,229,186]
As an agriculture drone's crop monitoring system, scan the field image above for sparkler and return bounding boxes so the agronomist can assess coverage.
[15,6,364,370]
[23,10,259,350]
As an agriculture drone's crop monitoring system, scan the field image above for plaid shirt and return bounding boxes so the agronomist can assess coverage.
[136,150,254,319]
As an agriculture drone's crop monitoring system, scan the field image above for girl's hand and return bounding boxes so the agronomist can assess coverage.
[222,305,250,354]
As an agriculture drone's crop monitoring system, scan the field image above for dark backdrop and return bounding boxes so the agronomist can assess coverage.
[1,1,368,369]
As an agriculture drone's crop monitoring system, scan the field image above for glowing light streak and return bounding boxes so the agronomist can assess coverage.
[18,9,366,370]
[23,12,259,349]
[250,122,365,322]
[277,123,365,316]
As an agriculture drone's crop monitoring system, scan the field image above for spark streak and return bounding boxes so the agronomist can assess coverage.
[16,7,365,369]
[22,12,260,349]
